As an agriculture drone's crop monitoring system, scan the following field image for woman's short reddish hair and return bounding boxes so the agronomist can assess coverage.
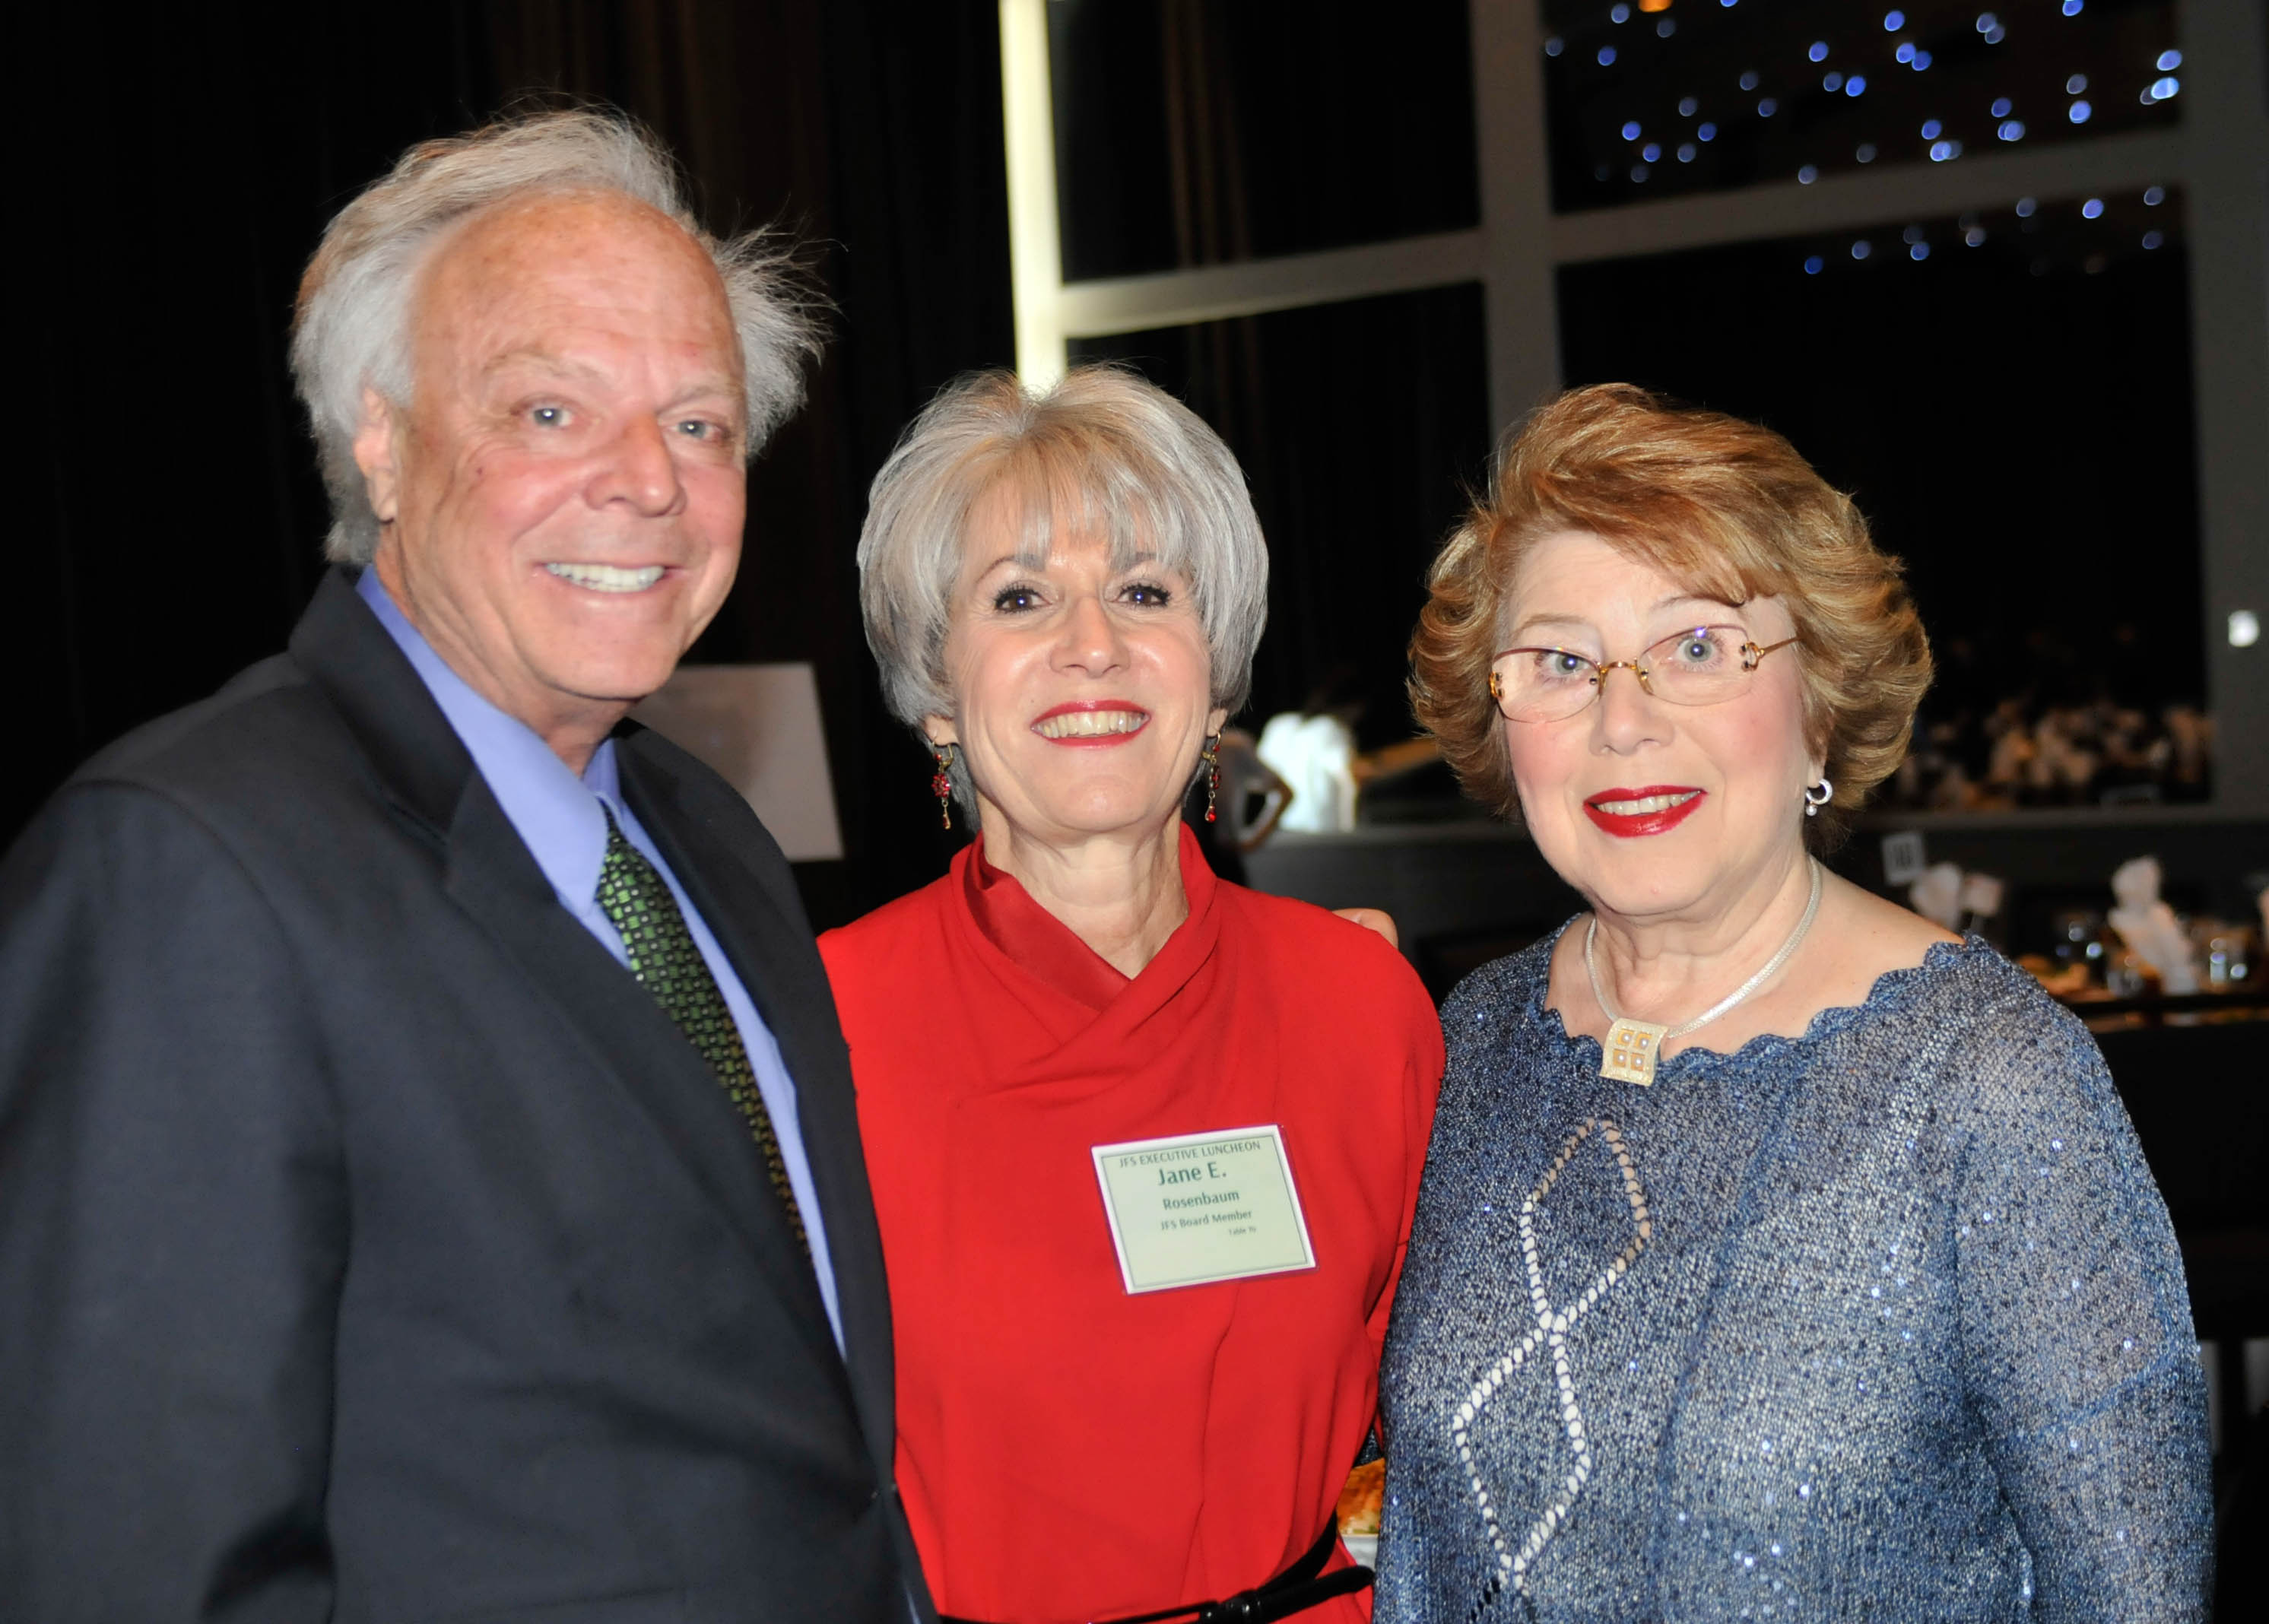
[1407,383,1931,850]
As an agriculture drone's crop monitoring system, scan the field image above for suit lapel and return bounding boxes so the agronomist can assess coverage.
[289,568,848,1382]
[617,728,900,1489]
[440,779,846,1378]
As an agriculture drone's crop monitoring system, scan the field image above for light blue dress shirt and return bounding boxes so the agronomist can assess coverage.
[357,569,844,1350]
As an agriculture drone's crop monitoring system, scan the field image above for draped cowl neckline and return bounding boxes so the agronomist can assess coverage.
[951,823,1224,1070]
[818,814,1442,1624]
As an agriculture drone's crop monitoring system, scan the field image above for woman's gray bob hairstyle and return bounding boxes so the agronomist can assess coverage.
[856,366,1271,733]
[291,106,823,565]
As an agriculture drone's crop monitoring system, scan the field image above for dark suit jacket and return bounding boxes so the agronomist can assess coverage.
[0,569,931,1622]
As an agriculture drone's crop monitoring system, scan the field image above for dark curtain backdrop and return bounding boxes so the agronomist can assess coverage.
[19,0,1013,924]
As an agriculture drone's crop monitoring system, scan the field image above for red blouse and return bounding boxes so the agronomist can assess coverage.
[820,826,1443,1624]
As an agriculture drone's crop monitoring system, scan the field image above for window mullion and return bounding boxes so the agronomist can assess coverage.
[1000,0,1068,386]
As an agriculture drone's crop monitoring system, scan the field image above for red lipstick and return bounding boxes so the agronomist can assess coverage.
[1582,785,1706,838]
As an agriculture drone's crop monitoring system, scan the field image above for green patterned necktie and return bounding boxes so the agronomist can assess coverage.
[595,807,809,1257]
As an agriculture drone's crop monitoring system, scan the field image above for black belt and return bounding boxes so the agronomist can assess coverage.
[941,1521,1372,1624]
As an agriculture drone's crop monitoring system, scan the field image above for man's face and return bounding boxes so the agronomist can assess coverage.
[359,192,747,761]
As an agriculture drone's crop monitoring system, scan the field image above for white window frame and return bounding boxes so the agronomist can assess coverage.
[999,0,2268,810]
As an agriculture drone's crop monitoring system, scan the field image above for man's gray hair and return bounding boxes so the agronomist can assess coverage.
[291,107,823,564]
[856,366,1271,741]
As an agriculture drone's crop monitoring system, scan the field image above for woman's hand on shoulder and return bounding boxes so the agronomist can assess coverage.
[1332,907,1399,951]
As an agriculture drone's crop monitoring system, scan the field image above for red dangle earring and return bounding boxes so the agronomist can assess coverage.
[1201,734,1221,823]
[930,744,957,830]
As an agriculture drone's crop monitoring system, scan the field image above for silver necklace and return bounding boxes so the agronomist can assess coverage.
[1583,858,1824,1086]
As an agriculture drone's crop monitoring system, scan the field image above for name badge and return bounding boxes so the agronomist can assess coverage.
[1090,1124,1316,1294]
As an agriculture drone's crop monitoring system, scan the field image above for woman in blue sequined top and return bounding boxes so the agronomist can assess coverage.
[1379,385,2212,1620]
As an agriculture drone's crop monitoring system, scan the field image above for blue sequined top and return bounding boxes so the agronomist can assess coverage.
[1376,928,2213,1622]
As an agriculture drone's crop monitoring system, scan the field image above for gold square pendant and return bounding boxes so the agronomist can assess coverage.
[1600,1018,1669,1086]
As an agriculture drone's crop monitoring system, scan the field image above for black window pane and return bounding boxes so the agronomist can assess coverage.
[1070,285,1490,747]
[1559,186,2206,808]
[1540,0,2182,211]
[1049,0,1480,282]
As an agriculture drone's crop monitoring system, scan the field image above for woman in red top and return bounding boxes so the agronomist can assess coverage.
[821,367,1442,1624]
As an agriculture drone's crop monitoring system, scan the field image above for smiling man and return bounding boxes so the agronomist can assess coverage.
[356,185,751,768]
[0,113,931,1622]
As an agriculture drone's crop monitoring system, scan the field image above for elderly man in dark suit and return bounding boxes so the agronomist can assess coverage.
[0,110,930,1622]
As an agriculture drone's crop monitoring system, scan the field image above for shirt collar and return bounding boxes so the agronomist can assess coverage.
[355,568,621,911]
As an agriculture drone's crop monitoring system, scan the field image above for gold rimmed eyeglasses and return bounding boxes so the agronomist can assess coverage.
[1487,625,1801,724]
